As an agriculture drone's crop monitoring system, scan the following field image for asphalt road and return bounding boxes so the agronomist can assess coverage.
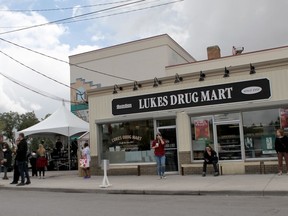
[1,190,288,216]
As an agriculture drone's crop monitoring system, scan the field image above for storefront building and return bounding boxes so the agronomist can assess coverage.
[87,44,288,175]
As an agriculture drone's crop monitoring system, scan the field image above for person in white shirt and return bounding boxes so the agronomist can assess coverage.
[81,143,91,179]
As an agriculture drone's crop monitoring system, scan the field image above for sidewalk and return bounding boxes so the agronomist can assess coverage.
[1,171,288,196]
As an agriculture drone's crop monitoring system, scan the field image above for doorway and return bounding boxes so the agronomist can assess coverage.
[215,123,242,160]
[157,126,178,172]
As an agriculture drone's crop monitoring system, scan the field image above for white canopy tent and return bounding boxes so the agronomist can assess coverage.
[18,103,89,170]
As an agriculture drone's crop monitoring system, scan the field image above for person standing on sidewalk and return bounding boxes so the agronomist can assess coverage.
[81,142,91,179]
[152,132,166,179]
[2,142,12,180]
[202,145,219,177]
[10,138,20,184]
[36,142,47,179]
[15,133,30,186]
[0,134,5,176]
[275,128,288,175]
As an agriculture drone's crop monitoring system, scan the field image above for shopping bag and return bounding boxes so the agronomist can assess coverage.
[79,158,87,168]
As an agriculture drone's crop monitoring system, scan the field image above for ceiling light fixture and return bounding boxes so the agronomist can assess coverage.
[199,71,206,81]
[113,84,122,94]
[133,81,141,91]
[153,77,162,87]
[250,63,256,74]
[223,67,230,78]
[174,73,183,84]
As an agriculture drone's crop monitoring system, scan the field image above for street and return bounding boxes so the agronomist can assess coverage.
[0,190,288,216]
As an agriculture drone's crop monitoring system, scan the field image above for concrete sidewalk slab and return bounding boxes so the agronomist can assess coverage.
[1,171,288,196]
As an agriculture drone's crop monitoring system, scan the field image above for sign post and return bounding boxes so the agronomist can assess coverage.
[99,159,111,188]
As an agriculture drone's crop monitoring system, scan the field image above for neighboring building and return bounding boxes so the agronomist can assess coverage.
[69,34,195,121]
[71,34,288,176]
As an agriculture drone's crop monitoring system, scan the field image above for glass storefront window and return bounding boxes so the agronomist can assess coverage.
[191,116,214,160]
[157,119,176,127]
[242,109,280,159]
[99,120,154,163]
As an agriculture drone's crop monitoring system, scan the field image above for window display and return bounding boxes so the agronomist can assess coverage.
[191,116,214,160]
[100,120,154,163]
[243,109,280,158]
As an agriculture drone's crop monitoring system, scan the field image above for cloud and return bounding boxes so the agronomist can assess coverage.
[86,0,288,60]
[0,77,28,114]
[0,8,71,117]
[1,0,288,119]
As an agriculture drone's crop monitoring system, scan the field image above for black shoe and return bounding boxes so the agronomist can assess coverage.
[10,182,18,184]
[202,172,206,177]
[25,181,31,185]
[214,172,219,176]
[16,182,25,186]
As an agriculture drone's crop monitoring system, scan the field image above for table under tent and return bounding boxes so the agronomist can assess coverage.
[17,104,89,170]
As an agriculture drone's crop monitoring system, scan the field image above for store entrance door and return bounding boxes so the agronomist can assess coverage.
[215,123,242,160]
[157,126,178,172]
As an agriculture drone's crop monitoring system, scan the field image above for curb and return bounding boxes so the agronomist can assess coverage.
[1,186,288,196]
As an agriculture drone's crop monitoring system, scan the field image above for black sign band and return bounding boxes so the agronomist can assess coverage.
[112,78,271,115]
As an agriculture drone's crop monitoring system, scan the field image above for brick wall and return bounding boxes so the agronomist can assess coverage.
[179,151,191,164]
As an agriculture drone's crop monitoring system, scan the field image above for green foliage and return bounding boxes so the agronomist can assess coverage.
[0,111,20,141]
[0,111,39,141]
[18,111,39,131]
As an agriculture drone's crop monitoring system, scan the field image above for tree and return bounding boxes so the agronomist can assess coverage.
[18,111,39,131]
[0,111,39,141]
[0,111,20,141]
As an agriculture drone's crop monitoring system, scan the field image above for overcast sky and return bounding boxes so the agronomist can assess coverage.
[0,0,288,119]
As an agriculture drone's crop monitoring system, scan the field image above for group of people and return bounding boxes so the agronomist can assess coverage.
[151,128,288,179]
[0,133,49,186]
[2,128,288,182]
[151,131,219,179]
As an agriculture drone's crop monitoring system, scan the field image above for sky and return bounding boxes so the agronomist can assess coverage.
[0,0,288,119]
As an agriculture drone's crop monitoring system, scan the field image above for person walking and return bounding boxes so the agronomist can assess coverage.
[202,145,219,177]
[275,128,288,175]
[15,133,30,186]
[36,142,47,179]
[152,132,166,179]
[2,142,12,180]
[81,142,91,179]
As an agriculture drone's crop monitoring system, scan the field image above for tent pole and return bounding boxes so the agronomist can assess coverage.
[68,128,71,170]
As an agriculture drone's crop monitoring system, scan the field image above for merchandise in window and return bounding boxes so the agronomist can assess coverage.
[243,109,280,158]
[100,120,154,163]
[191,117,214,160]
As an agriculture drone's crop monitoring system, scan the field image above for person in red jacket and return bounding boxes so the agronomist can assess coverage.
[152,132,166,179]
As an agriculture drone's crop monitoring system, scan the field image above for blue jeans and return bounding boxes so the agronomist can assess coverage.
[155,155,166,176]
[17,161,29,183]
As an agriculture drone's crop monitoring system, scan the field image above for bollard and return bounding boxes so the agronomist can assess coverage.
[99,159,111,188]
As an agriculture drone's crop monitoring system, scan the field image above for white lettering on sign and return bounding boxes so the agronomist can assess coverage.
[116,104,132,109]
[241,86,262,95]
[201,88,233,102]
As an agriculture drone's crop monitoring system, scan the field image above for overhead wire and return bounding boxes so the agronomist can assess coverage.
[0,0,135,12]
[0,49,72,91]
[0,0,180,29]
[0,71,72,103]
[0,49,88,103]
[0,0,146,35]
[0,37,134,82]
[0,0,184,103]
[0,0,183,119]
[62,0,184,25]
[0,0,183,82]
